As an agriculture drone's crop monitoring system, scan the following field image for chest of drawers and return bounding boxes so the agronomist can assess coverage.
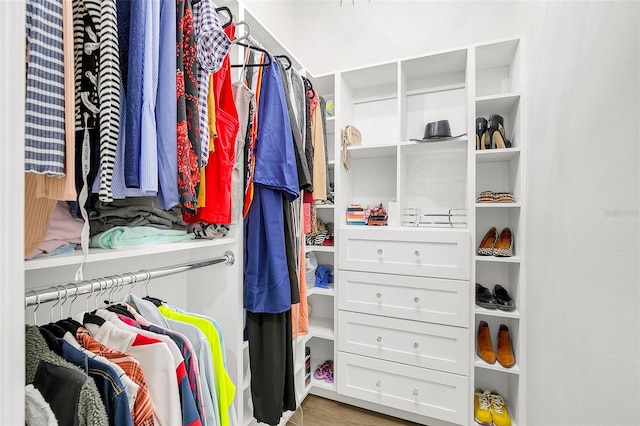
[336,228,471,425]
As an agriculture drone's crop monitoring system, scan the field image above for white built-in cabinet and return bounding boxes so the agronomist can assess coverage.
[306,37,527,426]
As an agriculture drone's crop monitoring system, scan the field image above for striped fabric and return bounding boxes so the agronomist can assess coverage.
[25,0,66,175]
[97,0,121,201]
[76,327,155,426]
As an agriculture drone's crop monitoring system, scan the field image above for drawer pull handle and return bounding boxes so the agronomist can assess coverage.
[414,250,420,256]
[414,342,419,349]
[376,380,382,388]
[376,292,382,299]
[414,297,420,304]
[377,249,383,255]
[377,336,382,343]
[413,388,419,396]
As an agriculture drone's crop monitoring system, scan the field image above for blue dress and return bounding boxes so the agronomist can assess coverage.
[244,59,299,314]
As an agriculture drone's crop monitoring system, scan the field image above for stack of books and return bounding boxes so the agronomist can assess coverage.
[346,204,367,225]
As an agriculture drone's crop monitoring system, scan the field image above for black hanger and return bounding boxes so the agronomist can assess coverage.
[231,42,272,68]
[83,312,105,327]
[106,304,136,320]
[215,6,233,28]
[143,296,166,308]
[274,55,292,70]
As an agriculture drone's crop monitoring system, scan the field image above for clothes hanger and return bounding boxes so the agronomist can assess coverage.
[49,286,62,323]
[68,283,79,318]
[231,21,251,44]
[215,6,233,28]
[231,42,272,68]
[274,55,292,70]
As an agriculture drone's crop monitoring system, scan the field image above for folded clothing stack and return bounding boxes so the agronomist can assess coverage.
[89,197,188,237]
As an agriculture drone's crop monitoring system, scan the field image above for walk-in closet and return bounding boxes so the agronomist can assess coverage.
[1,1,638,426]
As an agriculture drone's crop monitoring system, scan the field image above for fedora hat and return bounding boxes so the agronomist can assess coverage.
[410,120,466,142]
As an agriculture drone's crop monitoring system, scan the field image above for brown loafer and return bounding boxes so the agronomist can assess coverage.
[477,321,496,364]
[497,324,516,368]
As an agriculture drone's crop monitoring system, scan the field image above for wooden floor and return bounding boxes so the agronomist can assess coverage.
[286,395,422,426]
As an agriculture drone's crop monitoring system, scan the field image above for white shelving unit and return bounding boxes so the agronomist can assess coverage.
[472,37,527,426]
[325,37,526,426]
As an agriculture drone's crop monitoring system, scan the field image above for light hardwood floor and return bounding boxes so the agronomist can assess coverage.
[286,395,423,426]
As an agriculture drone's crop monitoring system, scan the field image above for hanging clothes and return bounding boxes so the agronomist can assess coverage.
[33,0,77,202]
[176,0,201,214]
[83,315,182,425]
[156,0,179,209]
[123,0,159,194]
[25,0,66,176]
[26,325,108,426]
[193,0,231,168]
[183,23,238,225]
[128,294,220,426]
[246,311,296,426]
[276,59,311,191]
[231,80,255,222]
[310,92,327,201]
[158,306,236,426]
[96,0,120,201]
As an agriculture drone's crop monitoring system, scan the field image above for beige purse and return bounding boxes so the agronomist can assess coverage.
[342,125,361,171]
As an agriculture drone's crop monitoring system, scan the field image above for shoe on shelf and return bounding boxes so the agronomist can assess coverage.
[496,324,516,368]
[476,283,497,309]
[493,284,515,311]
[493,227,513,257]
[494,191,515,203]
[488,114,512,149]
[474,389,493,425]
[476,117,489,150]
[489,392,512,426]
[477,321,496,364]
[477,227,497,256]
[477,191,496,203]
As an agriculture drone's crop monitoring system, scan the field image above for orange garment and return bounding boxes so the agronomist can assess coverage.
[292,203,309,336]
[242,54,265,218]
[24,174,58,255]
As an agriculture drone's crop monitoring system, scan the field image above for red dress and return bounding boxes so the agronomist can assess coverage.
[183,24,239,224]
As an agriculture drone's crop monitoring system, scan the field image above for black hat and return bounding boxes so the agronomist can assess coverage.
[410,120,466,142]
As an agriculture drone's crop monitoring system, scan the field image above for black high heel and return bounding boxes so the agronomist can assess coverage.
[488,114,512,149]
[476,117,489,150]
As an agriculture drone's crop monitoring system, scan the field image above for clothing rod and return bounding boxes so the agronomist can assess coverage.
[25,251,235,307]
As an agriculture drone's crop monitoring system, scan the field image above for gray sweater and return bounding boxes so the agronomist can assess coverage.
[25,325,108,426]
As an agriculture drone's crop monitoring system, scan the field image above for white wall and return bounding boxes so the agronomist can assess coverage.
[244,1,640,425]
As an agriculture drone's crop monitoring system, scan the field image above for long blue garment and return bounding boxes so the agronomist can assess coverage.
[156,0,179,209]
[244,59,299,314]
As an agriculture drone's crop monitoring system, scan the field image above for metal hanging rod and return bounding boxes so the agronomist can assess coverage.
[25,251,235,307]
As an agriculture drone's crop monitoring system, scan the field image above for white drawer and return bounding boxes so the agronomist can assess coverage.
[338,270,469,327]
[337,352,468,425]
[338,228,470,280]
[338,311,469,375]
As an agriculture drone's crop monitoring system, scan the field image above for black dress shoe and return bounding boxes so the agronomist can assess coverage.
[493,284,515,311]
[475,283,497,309]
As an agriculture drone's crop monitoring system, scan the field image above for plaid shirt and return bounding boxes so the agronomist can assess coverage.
[193,0,231,167]
[76,327,155,426]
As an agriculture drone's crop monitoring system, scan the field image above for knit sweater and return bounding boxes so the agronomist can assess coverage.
[25,325,108,426]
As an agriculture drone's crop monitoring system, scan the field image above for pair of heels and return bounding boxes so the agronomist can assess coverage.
[478,227,513,257]
[476,115,512,150]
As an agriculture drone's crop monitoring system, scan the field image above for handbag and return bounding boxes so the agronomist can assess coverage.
[341,125,361,171]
